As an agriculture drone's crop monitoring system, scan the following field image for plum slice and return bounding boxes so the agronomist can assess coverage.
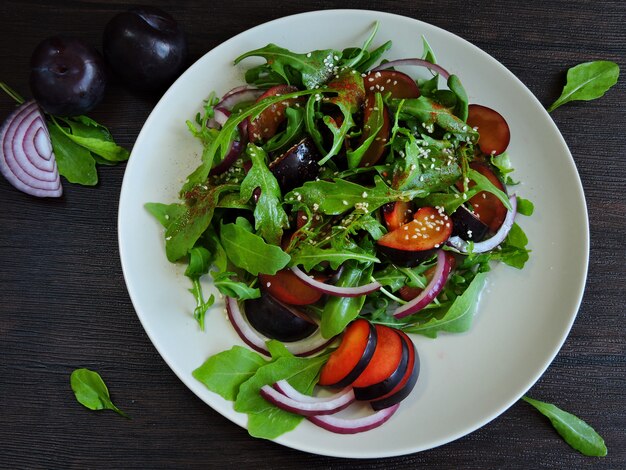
[353,327,409,401]
[269,137,321,192]
[243,292,318,342]
[382,200,414,232]
[377,206,453,267]
[363,70,420,99]
[462,161,508,232]
[319,319,377,388]
[248,84,302,142]
[467,104,510,156]
[259,268,322,306]
[370,330,420,410]
[451,205,490,242]
[351,325,404,391]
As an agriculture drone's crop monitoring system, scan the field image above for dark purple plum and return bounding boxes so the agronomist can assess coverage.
[244,292,318,342]
[30,36,107,116]
[377,245,436,268]
[269,137,321,192]
[451,205,490,241]
[103,6,187,92]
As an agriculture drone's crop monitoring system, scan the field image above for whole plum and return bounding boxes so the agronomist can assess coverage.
[30,36,107,116]
[103,6,187,92]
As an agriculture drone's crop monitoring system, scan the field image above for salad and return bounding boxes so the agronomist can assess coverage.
[146,25,532,438]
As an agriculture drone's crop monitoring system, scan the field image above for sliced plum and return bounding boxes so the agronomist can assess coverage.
[451,205,490,241]
[259,268,323,306]
[370,330,420,410]
[319,319,377,388]
[382,200,414,232]
[357,93,391,167]
[363,70,420,99]
[248,84,302,142]
[244,292,318,342]
[351,325,404,391]
[269,137,321,192]
[377,206,453,267]
[462,161,508,232]
[467,104,510,156]
[353,328,409,401]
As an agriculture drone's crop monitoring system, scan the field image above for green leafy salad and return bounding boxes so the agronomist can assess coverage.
[146,25,533,438]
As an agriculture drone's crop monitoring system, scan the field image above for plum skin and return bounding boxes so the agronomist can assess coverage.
[103,6,187,91]
[30,36,107,116]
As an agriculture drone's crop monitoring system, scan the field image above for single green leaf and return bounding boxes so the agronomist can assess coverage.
[164,184,238,262]
[193,346,267,401]
[289,243,379,271]
[516,197,535,216]
[212,271,261,300]
[522,396,607,457]
[548,61,619,112]
[70,368,128,418]
[144,202,186,229]
[220,222,290,275]
[263,106,304,153]
[447,75,469,121]
[48,124,98,185]
[421,35,437,64]
[56,117,129,162]
[286,176,426,215]
[240,144,289,245]
[346,92,385,168]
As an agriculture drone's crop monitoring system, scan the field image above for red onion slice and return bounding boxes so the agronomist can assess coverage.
[209,139,244,176]
[0,100,62,197]
[447,195,517,254]
[274,379,353,404]
[225,296,335,357]
[260,383,355,416]
[372,58,451,81]
[213,107,230,128]
[393,250,452,318]
[307,403,400,434]
[218,87,264,111]
[291,266,381,297]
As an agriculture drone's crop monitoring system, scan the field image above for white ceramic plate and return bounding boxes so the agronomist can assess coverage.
[118,10,588,458]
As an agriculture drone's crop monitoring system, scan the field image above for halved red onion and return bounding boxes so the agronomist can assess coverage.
[393,250,452,318]
[260,383,355,416]
[307,403,400,434]
[447,195,517,254]
[372,58,451,81]
[291,266,381,297]
[225,296,335,357]
[0,100,62,197]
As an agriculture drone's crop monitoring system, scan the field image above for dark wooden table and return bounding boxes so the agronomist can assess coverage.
[1,1,624,468]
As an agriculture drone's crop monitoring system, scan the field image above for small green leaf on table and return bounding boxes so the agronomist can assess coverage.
[70,368,129,418]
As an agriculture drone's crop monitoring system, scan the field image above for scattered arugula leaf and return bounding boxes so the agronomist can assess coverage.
[523,396,607,457]
[70,368,129,418]
[548,61,619,112]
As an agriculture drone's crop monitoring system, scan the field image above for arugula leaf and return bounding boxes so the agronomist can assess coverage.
[289,243,379,271]
[70,368,128,418]
[184,247,215,329]
[240,144,289,245]
[212,271,260,300]
[404,272,487,337]
[286,176,426,215]
[490,152,518,185]
[234,44,340,89]
[144,202,186,229]
[346,92,385,168]
[498,222,531,269]
[321,261,373,338]
[522,396,607,457]
[516,197,535,216]
[164,184,238,262]
[548,61,619,112]
[220,221,290,275]
[263,106,304,153]
[193,346,267,401]
[47,124,98,185]
[447,75,469,121]
[55,116,130,162]
[421,35,437,64]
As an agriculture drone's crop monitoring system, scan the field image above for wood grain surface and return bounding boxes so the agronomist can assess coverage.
[0,1,624,468]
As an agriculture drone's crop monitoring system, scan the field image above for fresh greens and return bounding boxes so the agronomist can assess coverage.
[523,396,607,457]
[70,368,128,418]
[548,61,619,112]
